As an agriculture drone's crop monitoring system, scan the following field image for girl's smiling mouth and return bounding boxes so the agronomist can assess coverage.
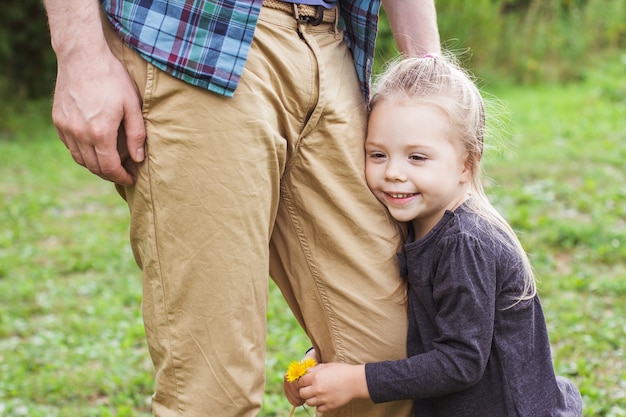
[384,192,419,204]
[388,193,416,199]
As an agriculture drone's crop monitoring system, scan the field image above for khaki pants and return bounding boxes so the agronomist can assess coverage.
[105,5,411,417]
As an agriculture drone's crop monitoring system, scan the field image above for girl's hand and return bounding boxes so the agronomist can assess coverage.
[298,363,369,413]
[284,373,305,407]
[283,348,320,406]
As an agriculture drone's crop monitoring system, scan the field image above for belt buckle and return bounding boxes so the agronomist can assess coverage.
[294,4,324,26]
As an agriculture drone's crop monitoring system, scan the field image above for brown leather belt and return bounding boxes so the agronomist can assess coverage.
[263,0,337,25]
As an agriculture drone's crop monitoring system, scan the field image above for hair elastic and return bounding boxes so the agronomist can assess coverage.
[422,53,435,58]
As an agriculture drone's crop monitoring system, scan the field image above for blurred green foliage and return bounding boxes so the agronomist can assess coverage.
[1,0,625,99]
[0,0,56,98]
[378,0,625,83]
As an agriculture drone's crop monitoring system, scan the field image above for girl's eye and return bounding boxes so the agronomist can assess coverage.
[409,154,426,162]
[369,151,386,159]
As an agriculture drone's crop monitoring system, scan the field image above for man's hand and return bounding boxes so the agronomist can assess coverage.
[45,0,145,185]
[51,47,145,185]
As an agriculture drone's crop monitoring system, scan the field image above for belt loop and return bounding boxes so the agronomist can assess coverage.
[333,5,341,39]
[293,4,304,36]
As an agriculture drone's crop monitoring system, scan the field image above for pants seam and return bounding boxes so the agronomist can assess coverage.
[141,63,184,416]
[279,182,345,362]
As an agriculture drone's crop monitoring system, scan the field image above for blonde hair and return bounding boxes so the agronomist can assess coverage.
[370,54,536,304]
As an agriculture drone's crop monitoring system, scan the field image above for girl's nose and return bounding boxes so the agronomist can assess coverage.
[384,161,407,182]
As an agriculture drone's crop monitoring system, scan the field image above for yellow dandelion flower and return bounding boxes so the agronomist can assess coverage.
[286,358,317,417]
[301,358,317,370]
[285,358,317,383]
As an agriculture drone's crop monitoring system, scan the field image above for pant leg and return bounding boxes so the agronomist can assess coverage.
[264,12,414,417]
[105,4,412,416]
[104,13,289,417]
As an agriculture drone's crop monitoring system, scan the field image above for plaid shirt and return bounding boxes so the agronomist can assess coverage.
[101,0,380,99]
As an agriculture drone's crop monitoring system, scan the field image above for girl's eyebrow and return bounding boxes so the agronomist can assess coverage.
[364,139,385,147]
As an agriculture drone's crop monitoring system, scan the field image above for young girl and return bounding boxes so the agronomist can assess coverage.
[287,55,583,416]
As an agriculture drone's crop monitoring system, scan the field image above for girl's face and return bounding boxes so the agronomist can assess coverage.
[365,100,471,239]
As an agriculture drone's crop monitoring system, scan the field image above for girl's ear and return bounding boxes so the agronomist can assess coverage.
[459,154,473,184]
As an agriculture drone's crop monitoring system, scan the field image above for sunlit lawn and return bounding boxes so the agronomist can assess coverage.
[0,56,624,416]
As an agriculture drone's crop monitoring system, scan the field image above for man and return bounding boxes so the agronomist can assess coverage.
[44,1,440,416]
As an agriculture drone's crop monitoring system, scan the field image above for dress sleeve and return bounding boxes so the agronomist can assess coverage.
[365,233,498,402]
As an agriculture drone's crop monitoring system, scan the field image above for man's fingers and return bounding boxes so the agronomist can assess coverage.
[123,103,146,163]
[61,127,135,186]
[57,130,86,167]
[93,141,134,185]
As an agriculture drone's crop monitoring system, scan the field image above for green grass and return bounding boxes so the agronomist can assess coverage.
[1,56,625,416]
[484,56,626,273]
[480,56,626,416]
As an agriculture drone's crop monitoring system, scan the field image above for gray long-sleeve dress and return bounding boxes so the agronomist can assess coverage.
[365,203,582,416]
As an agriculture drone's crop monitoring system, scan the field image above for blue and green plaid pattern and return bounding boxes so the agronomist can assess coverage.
[102,0,380,99]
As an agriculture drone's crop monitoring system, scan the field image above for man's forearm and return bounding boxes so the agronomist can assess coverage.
[383,0,441,57]
[44,0,108,59]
